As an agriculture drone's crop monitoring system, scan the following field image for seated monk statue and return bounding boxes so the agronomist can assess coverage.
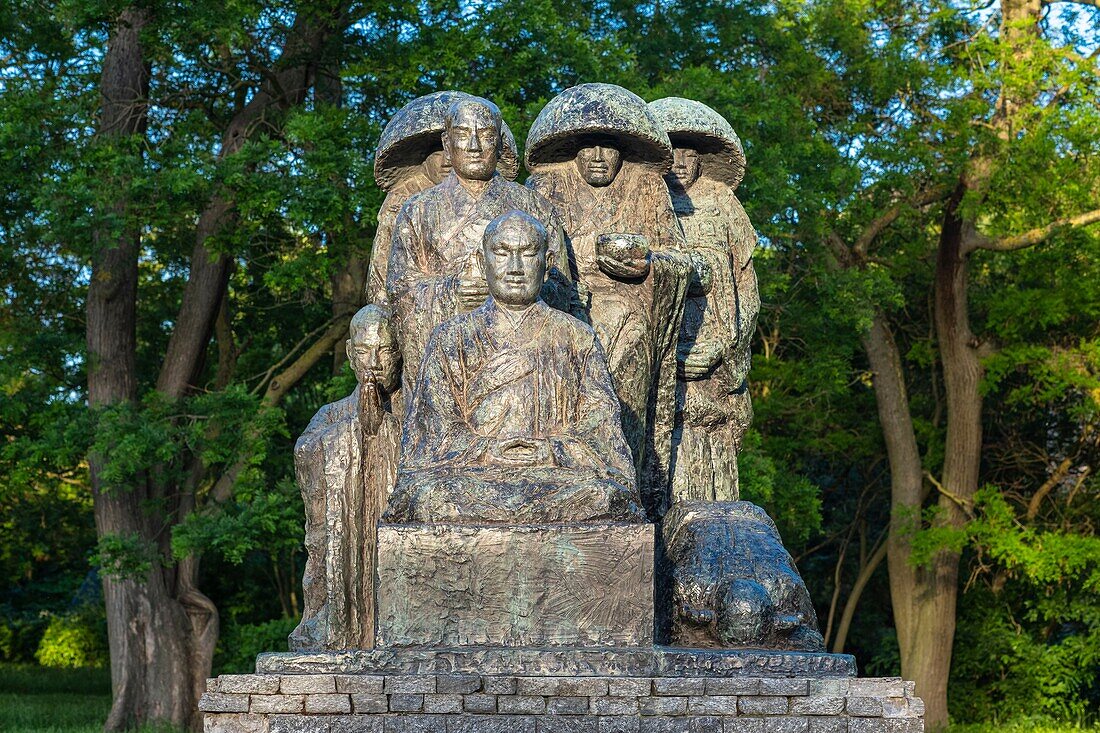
[382,210,645,525]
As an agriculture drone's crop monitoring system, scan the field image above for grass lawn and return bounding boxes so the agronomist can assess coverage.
[1,663,1097,732]
[0,665,110,733]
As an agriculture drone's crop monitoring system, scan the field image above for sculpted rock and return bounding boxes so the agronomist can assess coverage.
[526,83,694,516]
[386,96,571,397]
[368,90,520,306]
[290,305,401,650]
[662,501,824,651]
[383,210,644,524]
[649,97,760,501]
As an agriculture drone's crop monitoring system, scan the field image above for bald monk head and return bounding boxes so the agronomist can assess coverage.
[346,305,401,393]
[481,210,552,311]
[442,97,502,182]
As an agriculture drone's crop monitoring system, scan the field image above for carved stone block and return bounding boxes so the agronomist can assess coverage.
[375,524,654,648]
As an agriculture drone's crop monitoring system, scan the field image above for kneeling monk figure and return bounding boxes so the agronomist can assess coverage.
[383,210,644,524]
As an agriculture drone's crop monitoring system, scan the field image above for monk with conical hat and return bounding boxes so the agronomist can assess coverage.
[387,95,570,400]
[526,83,695,515]
[649,97,759,502]
[367,90,519,305]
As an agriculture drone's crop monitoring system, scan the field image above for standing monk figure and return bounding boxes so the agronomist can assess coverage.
[387,96,569,393]
[525,83,693,515]
[290,305,401,650]
[649,98,760,501]
[367,90,520,306]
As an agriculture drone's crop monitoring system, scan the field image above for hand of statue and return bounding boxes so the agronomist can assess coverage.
[489,436,552,466]
[597,252,651,280]
[687,252,714,296]
[596,233,651,280]
[457,276,489,311]
[678,339,724,380]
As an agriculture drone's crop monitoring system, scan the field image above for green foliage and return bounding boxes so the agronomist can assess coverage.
[33,610,108,670]
[944,488,1100,722]
[89,534,156,583]
[213,617,300,675]
[948,723,1100,733]
[172,477,303,565]
[739,430,822,545]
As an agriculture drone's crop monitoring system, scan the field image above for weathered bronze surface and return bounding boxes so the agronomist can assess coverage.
[662,501,824,651]
[525,83,693,516]
[384,211,643,524]
[288,86,826,659]
[367,90,521,306]
[386,97,571,397]
[289,306,401,651]
[650,97,760,502]
[375,523,655,648]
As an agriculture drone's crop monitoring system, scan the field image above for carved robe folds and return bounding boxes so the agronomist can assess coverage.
[366,169,435,306]
[672,179,759,502]
[290,390,399,650]
[384,299,644,525]
[386,173,569,391]
[528,169,692,515]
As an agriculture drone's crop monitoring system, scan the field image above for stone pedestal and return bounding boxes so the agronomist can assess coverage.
[376,524,654,648]
[200,670,924,732]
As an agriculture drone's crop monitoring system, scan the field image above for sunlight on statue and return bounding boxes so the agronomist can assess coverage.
[386,97,570,398]
[382,210,644,525]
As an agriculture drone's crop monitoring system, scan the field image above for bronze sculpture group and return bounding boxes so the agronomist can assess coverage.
[291,83,823,655]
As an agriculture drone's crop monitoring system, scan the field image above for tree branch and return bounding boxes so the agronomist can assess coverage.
[826,231,853,266]
[1027,457,1073,519]
[965,207,1100,253]
[260,316,350,408]
[207,315,351,505]
[831,534,888,653]
[925,470,975,518]
[853,206,903,258]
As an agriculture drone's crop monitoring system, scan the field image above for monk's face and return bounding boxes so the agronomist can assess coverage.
[671,147,701,188]
[574,140,622,187]
[442,103,500,182]
[422,149,451,185]
[484,221,547,309]
[347,322,400,392]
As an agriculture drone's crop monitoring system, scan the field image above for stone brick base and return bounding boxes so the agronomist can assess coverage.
[200,673,924,732]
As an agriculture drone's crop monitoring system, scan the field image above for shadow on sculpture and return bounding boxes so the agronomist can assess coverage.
[367,90,520,306]
[662,501,824,651]
[386,95,571,398]
[289,85,823,657]
[374,210,654,648]
[650,96,760,504]
[289,305,401,651]
[383,210,644,525]
[525,83,693,516]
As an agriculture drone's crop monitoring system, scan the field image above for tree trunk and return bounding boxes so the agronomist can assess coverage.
[87,9,201,731]
[915,185,985,730]
[158,9,341,398]
[860,314,954,725]
[864,185,984,730]
[88,8,349,729]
